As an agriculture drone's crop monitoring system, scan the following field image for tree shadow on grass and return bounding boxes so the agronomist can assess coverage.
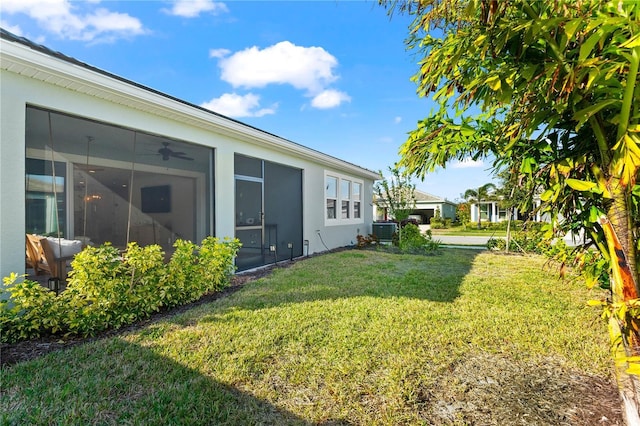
[1,248,479,368]
[220,248,481,312]
[1,337,352,425]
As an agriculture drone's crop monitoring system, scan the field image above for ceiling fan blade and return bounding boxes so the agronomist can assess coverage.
[156,142,193,161]
[172,154,194,161]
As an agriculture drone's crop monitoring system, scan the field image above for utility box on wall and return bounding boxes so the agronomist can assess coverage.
[372,222,397,242]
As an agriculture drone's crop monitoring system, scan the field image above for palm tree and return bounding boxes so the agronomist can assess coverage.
[463,183,497,229]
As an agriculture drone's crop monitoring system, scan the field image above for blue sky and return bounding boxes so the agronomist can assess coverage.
[1,0,498,201]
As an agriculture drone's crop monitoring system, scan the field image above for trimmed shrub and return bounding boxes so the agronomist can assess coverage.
[1,237,240,343]
[484,220,524,231]
[399,223,440,254]
[0,273,62,342]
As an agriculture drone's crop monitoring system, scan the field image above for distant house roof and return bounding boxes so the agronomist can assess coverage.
[414,190,443,202]
[414,190,457,205]
[374,189,457,206]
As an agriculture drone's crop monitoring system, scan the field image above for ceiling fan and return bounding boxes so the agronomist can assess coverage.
[158,142,193,161]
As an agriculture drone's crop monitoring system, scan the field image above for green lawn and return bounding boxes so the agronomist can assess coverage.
[1,249,617,425]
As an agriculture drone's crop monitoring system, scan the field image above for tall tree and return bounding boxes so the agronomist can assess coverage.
[381,0,640,414]
[463,182,496,229]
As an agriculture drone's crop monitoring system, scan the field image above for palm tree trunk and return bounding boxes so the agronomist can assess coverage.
[600,185,640,363]
[603,185,639,302]
[600,185,640,423]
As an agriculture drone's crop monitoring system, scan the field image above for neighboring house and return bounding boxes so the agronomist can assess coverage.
[374,190,457,224]
[469,201,507,224]
[469,200,532,224]
[412,190,457,223]
[0,29,379,276]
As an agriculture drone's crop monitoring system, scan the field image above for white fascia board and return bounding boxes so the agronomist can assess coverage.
[1,39,379,181]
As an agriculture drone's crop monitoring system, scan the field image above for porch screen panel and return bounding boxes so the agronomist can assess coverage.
[25,106,212,252]
[264,161,303,262]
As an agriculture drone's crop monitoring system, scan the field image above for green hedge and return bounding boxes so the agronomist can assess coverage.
[1,237,240,343]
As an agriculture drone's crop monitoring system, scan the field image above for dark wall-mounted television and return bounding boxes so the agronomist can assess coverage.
[141,185,171,213]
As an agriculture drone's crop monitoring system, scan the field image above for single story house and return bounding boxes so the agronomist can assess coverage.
[0,29,379,276]
[374,190,457,224]
[469,201,512,224]
[469,200,536,224]
[410,190,457,223]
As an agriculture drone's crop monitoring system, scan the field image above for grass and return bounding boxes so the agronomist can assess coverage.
[1,249,617,425]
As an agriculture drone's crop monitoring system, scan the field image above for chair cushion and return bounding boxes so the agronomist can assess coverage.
[45,237,83,259]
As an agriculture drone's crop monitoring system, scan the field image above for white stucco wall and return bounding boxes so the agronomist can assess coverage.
[0,72,28,279]
[0,38,377,278]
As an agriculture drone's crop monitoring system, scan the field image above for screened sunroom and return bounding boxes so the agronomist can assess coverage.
[25,106,213,255]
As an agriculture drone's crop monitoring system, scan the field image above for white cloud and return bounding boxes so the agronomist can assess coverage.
[209,48,231,59]
[0,20,23,36]
[311,89,351,109]
[200,93,277,118]
[84,8,145,38]
[165,0,228,18]
[213,41,351,110]
[0,0,146,42]
[394,116,402,124]
[218,41,339,94]
[451,158,484,169]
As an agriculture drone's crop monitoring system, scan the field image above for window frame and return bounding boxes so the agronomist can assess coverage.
[324,171,364,226]
[325,175,338,220]
[353,182,362,219]
[341,179,351,219]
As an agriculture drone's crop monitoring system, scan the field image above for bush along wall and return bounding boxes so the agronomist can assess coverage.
[0,237,241,343]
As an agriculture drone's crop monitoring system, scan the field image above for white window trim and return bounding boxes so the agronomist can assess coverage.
[324,171,364,226]
[325,175,338,220]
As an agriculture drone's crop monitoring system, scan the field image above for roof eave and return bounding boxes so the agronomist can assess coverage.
[0,33,379,180]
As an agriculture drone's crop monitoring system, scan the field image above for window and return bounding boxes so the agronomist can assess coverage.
[341,180,350,219]
[324,172,364,225]
[353,183,361,219]
[326,176,337,219]
[479,203,492,220]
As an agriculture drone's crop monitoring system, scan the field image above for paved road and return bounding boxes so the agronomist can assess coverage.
[432,233,581,248]
[433,235,493,247]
